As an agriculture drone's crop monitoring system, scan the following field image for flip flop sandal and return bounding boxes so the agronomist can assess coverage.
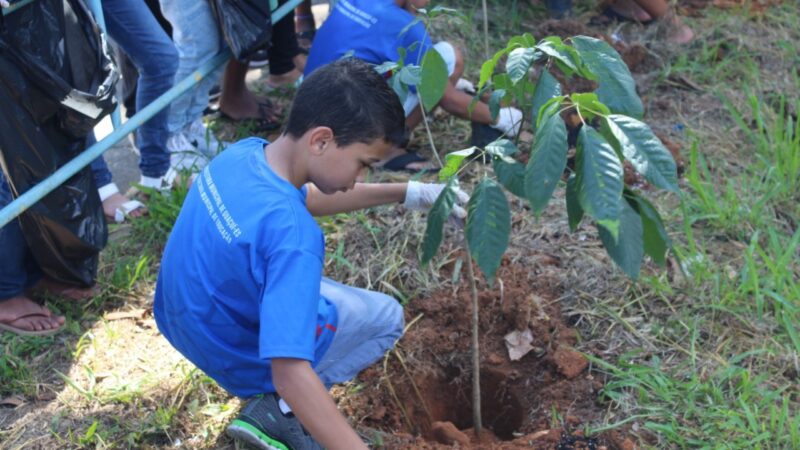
[98,183,147,224]
[220,102,281,132]
[0,314,64,336]
[380,152,432,173]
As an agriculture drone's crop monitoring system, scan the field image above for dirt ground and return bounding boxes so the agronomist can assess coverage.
[339,260,638,450]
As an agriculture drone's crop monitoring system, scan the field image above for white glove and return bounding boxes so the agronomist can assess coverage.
[404,181,470,227]
[491,106,523,137]
[455,78,476,94]
[1,1,10,8]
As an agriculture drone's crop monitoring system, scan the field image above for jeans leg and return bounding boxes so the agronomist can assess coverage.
[268,4,299,76]
[314,278,404,387]
[160,0,224,134]
[103,0,177,178]
[0,173,41,301]
[88,133,114,188]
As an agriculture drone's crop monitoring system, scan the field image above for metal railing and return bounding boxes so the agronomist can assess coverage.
[0,0,303,227]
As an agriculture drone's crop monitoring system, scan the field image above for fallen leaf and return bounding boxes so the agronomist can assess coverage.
[504,329,535,361]
[0,395,25,408]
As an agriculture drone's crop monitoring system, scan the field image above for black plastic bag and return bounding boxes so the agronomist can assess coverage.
[210,0,273,61]
[0,0,114,287]
[0,0,118,138]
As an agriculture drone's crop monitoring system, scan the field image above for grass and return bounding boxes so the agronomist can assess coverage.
[2,1,800,449]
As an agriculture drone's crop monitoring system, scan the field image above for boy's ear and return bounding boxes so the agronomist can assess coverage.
[308,126,335,156]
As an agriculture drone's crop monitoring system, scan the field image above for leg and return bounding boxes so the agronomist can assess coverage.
[103,0,178,180]
[218,58,280,123]
[314,278,404,386]
[294,0,315,50]
[267,6,304,85]
[160,0,225,134]
[0,174,64,336]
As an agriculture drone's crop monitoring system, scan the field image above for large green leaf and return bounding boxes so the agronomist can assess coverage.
[524,105,568,214]
[466,178,511,285]
[575,126,624,239]
[493,159,526,198]
[507,47,538,84]
[536,38,580,77]
[571,36,643,119]
[628,192,670,266]
[439,147,478,181]
[485,139,518,160]
[605,115,679,192]
[421,179,460,264]
[566,174,583,231]
[419,49,449,112]
[598,197,645,279]
[531,70,561,133]
[488,89,506,121]
[479,47,512,89]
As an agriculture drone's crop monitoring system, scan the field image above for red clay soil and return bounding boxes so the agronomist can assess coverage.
[340,256,637,449]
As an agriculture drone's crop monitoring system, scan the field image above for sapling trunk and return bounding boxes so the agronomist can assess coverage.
[464,239,482,436]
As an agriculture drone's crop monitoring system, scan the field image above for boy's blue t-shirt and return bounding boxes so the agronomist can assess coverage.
[153,137,337,398]
[304,0,433,76]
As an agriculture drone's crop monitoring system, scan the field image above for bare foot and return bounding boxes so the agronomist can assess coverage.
[219,94,281,122]
[103,192,147,222]
[0,295,65,335]
[27,277,100,301]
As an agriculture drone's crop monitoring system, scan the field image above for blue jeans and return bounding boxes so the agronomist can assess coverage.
[314,278,404,388]
[103,0,178,178]
[0,173,42,301]
[160,0,225,134]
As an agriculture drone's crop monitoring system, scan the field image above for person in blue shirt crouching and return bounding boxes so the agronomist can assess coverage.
[153,58,469,450]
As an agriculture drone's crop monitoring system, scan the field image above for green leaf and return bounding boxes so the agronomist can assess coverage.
[398,65,421,86]
[421,179,460,264]
[536,38,580,77]
[566,174,584,231]
[570,92,611,120]
[485,139,518,158]
[572,36,644,118]
[488,89,506,121]
[466,178,511,285]
[531,70,561,133]
[605,115,680,192]
[524,105,568,214]
[575,126,624,239]
[419,49,449,112]
[628,192,670,266]
[507,47,538,84]
[598,197,644,279]
[535,95,566,131]
[493,159,526,198]
[439,148,477,181]
[479,47,512,89]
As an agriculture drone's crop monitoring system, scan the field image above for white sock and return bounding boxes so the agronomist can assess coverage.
[278,398,292,415]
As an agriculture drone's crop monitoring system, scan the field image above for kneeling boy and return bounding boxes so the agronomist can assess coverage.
[154,58,468,450]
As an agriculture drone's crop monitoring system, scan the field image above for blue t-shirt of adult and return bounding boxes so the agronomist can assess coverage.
[153,137,337,398]
[304,0,433,76]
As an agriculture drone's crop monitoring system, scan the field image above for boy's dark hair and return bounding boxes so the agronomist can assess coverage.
[285,58,408,148]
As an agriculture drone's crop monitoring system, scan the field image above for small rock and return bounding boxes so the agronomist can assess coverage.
[431,421,470,446]
[622,437,636,450]
[552,346,589,379]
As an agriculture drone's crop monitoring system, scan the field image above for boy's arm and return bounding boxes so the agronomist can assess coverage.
[305,182,407,216]
[272,358,368,450]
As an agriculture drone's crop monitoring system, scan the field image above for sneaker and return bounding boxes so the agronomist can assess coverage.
[187,118,228,158]
[166,130,208,172]
[227,394,322,450]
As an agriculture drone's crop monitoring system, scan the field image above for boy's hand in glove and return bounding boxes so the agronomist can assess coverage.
[403,181,470,227]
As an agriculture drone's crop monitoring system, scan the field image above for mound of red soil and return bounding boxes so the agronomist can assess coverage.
[340,257,636,449]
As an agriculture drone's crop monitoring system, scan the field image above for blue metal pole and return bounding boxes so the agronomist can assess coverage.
[85,0,122,129]
[0,0,304,227]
